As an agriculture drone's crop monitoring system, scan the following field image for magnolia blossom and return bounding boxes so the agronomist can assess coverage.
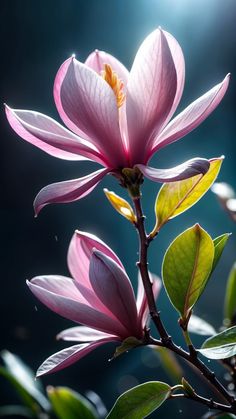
[27,231,161,376]
[6,28,229,214]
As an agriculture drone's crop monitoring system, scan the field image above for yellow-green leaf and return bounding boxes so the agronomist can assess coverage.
[162,224,214,321]
[104,189,136,223]
[212,233,230,272]
[224,262,236,324]
[47,386,98,419]
[152,157,223,235]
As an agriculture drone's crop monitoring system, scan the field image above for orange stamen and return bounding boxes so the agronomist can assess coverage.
[102,64,125,108]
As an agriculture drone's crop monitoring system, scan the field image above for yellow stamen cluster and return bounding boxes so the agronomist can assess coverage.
[102,64,125,108]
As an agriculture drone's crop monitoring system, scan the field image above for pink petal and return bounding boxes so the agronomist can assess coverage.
[137,273,161,328]
[54,57,127,168]
[150,74,230,156]
[34,168,110,216]
[67,230,123,289]
[27,278,129,337]
[136,157,210,183]
[57,325,117,342]
[85,50,129,87]
[126,28,177,165]
[157,30,185,130]
[89,251,140,337]
[36,338,115,377]
[5,105,104,163]
[28,275,86,302]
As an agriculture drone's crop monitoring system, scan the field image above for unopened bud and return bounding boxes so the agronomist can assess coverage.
[104,189,137,223]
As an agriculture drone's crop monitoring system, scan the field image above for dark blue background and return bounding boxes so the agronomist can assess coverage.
[1,0,236,417]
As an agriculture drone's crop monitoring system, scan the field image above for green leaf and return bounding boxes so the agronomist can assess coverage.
[47,386,98,419]
[106,381,171,419]
[113,337,142,359]
[0,350,50,412]
[152,158,223,235]
[199,326,236,359]
[212,233,231,272]
[162,224,215,321]
[154,347,183,384]
[181,378,195,397]
[188,315,216,336]
[224,262,236,323]
[0,367,39,416]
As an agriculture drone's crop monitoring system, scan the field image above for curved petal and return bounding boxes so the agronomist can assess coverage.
[68,230,123,288]
[157,30,185,129]
[137,157,210,183]
[5,105,104,163]
[57,325,117,342]
[34,168,110,216]
[28,275,85,302]
[27,278,129,337]
[126,28,177,165]
[89,251,140,337]
[54,57,127,167]
[150,74,230,157]
[36,338,116,377]
[85,50,129,87]
[137,272,161,328]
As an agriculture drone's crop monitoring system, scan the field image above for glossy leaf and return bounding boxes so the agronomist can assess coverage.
[224,262,236,323]
[212,233,231,272]
[47,386,98,419]
[199,326,236,359]
[104,189,136,223]
[0,350,50,412]
[188,314,216,336]
[162,224,214,320]
[106,381,171,419]
[152,158,223,234]
[154,347,183,384]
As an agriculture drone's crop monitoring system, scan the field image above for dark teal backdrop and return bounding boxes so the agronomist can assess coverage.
[1,1,236,417]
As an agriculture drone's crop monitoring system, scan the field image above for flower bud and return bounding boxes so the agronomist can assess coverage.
[104,189,137,223]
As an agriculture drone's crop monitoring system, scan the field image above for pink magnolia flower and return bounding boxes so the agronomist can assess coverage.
[6,28,229,215]
[27,230,161,377]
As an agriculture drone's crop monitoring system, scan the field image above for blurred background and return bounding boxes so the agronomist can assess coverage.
[1,0,236,417]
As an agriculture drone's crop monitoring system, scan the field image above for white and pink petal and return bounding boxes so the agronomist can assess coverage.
[126,28,177,165]
[5,106,104,163]
[85,50,129,87]
[67,230,123,288]
[54,57,126,168]
[34,168,110,216]
[151,74,230,156]
[57,325,117,342]
[89,251,140,336]
[36,338,116,377]
[27,278,129,337]
[137,157,210,183]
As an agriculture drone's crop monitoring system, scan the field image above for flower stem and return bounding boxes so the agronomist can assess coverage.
[132,195,236,411]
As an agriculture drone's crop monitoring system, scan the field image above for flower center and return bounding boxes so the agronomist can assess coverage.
[102,64,125,108]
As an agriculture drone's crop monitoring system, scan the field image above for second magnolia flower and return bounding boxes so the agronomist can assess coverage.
[27,230,161,376]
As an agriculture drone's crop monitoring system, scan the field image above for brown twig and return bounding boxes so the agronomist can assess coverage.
[132,195,236,412]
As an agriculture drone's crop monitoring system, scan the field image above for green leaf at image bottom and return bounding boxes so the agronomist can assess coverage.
[162,224,214,320]
[106,381,171,419]
[199,326,236,359]
[47,386,98,419]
